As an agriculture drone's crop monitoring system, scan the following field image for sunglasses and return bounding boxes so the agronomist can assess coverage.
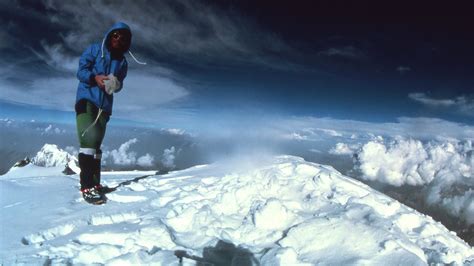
[111,31,130,42]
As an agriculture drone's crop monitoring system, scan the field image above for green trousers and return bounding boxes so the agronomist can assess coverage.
[76,100,108,150]
[76,100,109,189]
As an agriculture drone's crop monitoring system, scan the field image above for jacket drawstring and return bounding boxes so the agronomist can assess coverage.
[101,37,106,58]
[128,50,147,65]
[101,35,147,65]
[81,108,103,137]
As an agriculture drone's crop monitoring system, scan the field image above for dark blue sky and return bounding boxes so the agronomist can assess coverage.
[0,0,473,128]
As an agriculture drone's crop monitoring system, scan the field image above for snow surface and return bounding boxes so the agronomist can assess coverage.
[1,155,473,265]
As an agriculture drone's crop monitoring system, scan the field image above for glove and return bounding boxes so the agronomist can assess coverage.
[103,74,121,95]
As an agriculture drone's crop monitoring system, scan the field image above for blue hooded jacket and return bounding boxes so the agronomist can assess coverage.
[76,22,131,115]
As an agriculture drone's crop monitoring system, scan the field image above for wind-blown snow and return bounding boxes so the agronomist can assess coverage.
[1,155,472,265]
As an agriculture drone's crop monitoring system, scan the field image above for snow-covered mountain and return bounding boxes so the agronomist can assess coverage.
[7,144,79,175]
[31,144,75,167]
[0,155,472,265]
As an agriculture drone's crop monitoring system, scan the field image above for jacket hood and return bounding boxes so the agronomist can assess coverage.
[101,22,132,56]
[101,22,147,65]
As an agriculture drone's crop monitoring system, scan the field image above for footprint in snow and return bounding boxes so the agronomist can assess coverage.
[106,193,148,203]
[21,224,76,246]
[88,212,141,226]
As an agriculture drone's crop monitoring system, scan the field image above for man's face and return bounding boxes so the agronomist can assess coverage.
[110,29,131,52]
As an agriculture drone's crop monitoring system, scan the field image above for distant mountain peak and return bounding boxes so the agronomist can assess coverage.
[6,144,80,176]
[31,144,74,167]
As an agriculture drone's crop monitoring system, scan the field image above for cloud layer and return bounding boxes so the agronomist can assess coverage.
[0,0,300,120]
[409,92,474,117]
[274,116,474,142]
[355,138,474,224]
[39,0,292,68]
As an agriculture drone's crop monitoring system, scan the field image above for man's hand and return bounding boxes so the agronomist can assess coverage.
[94,75,109,89]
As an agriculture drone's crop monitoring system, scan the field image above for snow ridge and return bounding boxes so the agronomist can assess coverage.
[1,155,473,265]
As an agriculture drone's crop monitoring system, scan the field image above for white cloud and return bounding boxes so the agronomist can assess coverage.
[287,132,308,141]
[316,128,343,137]
[113,71,189,112]
[283,128,344,142]
[103,138,154,167]
[437,191,474,224]
[0,70,189,114]
[1,78,76,111]
[0,1,196,115]
[1,2,216,118]
[164,128,186,136]
[456,95,474,115]
[137,154,154,167]
[41,0,292,68]
[38,124,66,135]
[275,116,474,142]
[409,92,456,107]
[329,143,358,155]
[106,138,138,165]
[355,139,433,186]
[35,42,79,73]
[0,118,14,127]
[409,92,474,116]
[355,138,474,224]
[161,146,177,169]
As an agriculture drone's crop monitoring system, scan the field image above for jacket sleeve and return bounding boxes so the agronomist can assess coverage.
[76,45,97,84]
[115,60,128,93]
